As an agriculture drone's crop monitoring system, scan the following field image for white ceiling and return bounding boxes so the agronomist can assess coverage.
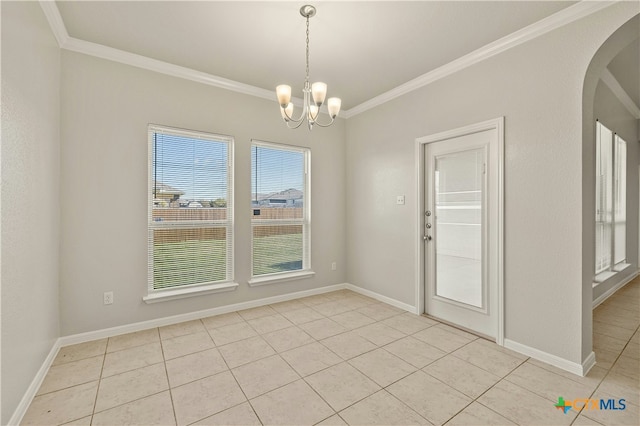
[607,38,640,109]
[55,1,584,110]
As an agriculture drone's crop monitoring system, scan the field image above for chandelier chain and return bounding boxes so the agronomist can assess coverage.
[305,16,310,84]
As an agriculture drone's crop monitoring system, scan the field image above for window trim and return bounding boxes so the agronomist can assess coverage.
[146,124,236,302]
[250,140,312,284]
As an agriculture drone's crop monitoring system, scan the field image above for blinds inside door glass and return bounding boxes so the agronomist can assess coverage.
[251,143,308,276]
[149,127,232,290]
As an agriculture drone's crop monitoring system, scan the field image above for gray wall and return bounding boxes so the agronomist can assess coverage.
[345,3,638,365]
[1,2,61,423]
[592,79,639,302]
[59,51,347,335]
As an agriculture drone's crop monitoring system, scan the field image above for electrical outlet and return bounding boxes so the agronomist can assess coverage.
[103,291,114,305]
[396,195,405,205]
[331,262,337,271]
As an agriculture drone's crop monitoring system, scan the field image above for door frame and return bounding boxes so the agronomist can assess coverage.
[414,117,505,345]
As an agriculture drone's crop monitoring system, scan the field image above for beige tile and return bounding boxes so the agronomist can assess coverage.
[339,389,429,426]
[423,355,501,399]
[594,347,621,370]
[598,372,640,406]
[355,322,406,346]
[583,391,639,425]
[92,391,175,425]
[53,339,107,365]
[313,301,353,316]
[269,298,308,313]
[22,381,98,426]
[609,354,640,380]
[166,348,228,388]
[262,326,314,352]
[621,342,639,360]
[208,321,258,346]
[593,321,637,342]
[356,303,404,321]
[306,362,380,411]
[504,362,595,402]
[218,336,275,368]
[446,402,515,425]
[280,307,325,325]
[37,355,103,395]
[231,355,300,399]
[383,336,447,368]
[572,414,606,425]
[349,348,416,387]
[452,339,524,377]
[159,319,206,340]
[201,311,244,330]
[250,379,335,425]
[162,331,215,360]
[192,402,260,425]
[381,313,438,334]
[300,318,348,340]
[321,331,377,360]
[95,363,169,412]
[594,332,628,354]
[107,328,160,352]
[172,371,246,426]
[526,358,607,389]
[60,415,92,425]
[299,294,333,306]
[280,342,343,377]
[330,310,376,330]
[101,341,163,377]
[412,325,475,353]
[238,305,277,321]
[387,370,472,425]
[247,313,293,334]
[478,380,575,425]
[316,414,348,425]
[473,337,528,361]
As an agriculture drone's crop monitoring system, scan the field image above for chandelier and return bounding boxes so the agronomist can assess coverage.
[276,5,341,130]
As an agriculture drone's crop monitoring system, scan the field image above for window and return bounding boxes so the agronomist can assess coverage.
[146,125,234,301]
[250,141,311,283]
[595,121,626,277]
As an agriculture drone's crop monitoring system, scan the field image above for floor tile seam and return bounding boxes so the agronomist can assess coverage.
[91,387,170,419]
[159,354,179,426]
[472,399,523,425]
[520,359,604,389]
[229,353,303,400]
[88,341,109,421]
[372,387,436,425]
[501,374,593,405]
[288,375,341,422]
[105,339,163,356]
[347,353,418,389]
[449,346,527,378]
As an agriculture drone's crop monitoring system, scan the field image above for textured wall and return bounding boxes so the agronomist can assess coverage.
[1,2,61,423]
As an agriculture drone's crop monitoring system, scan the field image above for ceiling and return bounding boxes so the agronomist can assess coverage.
[54,1,637,113]
[607,38,640,108]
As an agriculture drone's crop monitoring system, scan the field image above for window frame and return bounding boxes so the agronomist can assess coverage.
[144,124,237,303]
[248,140,313,286]
[594,120,628,282]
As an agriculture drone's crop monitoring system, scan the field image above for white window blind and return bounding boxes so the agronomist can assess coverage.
[251,141,310,278]
[595,121,626,275]
[148,125,233,293]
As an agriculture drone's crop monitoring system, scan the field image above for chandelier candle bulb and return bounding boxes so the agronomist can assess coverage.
[327,97,341,118]
[276,85,292,107]
[281,103,294,121]
[308,105,319,121]
[311,82,327,106]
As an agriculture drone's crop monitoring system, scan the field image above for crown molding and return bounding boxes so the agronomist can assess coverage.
[41,1,616,120]
[601,68,640,119]
[344,1,616,118]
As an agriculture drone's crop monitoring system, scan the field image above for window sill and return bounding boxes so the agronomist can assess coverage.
[248,270,315,287]
[143,281,239,304]
[593,263,631,286]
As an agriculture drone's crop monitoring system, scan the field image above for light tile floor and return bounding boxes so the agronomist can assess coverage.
[22,279,639,425]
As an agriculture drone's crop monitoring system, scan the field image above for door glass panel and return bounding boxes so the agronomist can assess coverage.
[434,148,483,308]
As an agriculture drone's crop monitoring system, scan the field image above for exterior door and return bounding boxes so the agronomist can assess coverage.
[424,128,499,338]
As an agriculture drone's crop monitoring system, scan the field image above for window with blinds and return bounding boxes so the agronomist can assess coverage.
[251,141,310,278]
[595,121,626,276]
[148,125,233,293]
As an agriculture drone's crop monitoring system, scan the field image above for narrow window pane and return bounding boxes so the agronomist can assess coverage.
[614,135,626,265]
[251,143,309,278]
[595,122,613,274]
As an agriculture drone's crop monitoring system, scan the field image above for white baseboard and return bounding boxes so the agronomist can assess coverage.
[592,270,638,309]
[9,339,62,426]
[504,338,594,377]
[344,283,417,313]
[60,283,348,346]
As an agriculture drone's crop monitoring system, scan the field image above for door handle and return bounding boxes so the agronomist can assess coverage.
[423,235,432,241]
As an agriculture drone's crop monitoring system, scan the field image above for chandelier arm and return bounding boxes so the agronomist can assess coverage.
[312,116,336,128]
[282,107,306,124]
